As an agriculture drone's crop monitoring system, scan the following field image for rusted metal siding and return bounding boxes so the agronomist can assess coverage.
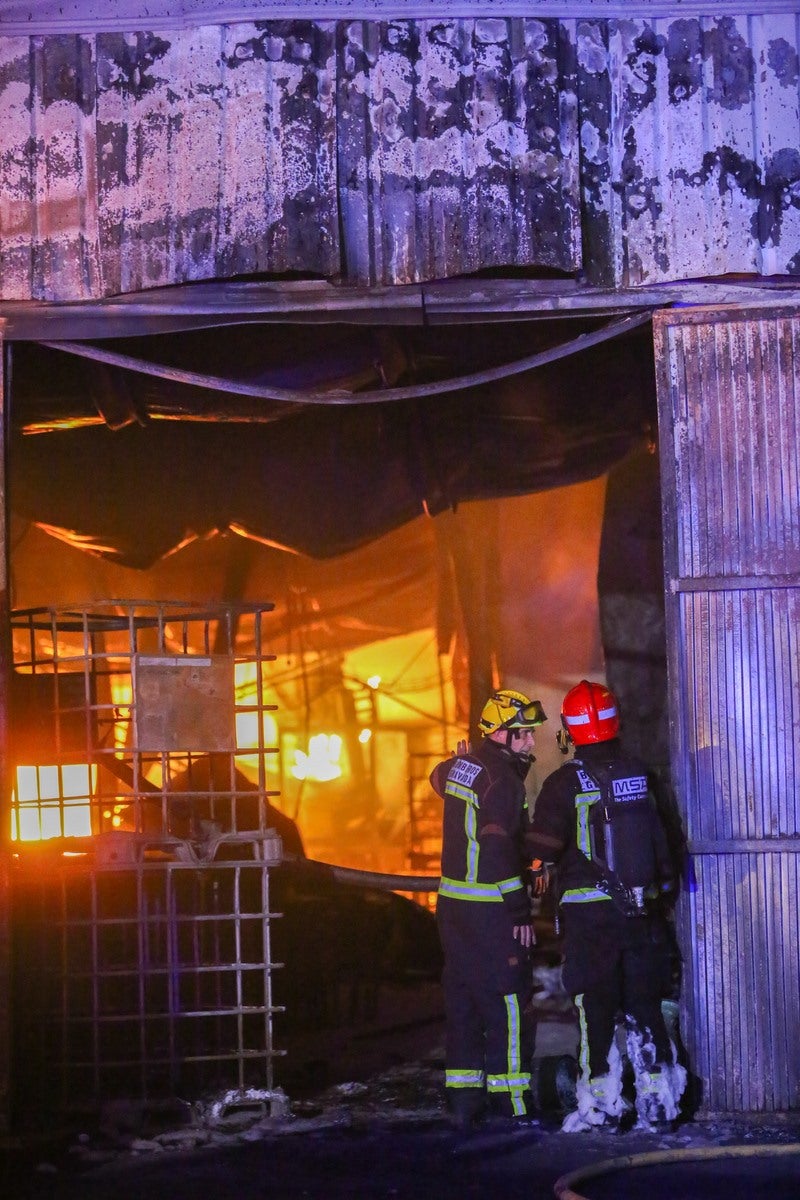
[599,14,800,285]
[655,303,800,1112]
[0,23,340,300]
[0,13,799,300]
[337,18,581,284]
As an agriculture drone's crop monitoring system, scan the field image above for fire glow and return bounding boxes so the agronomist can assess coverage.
[291,733,344,782]
[9,656,371,841]
[11,764,96,841]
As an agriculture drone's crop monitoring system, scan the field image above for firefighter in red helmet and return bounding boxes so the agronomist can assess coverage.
[430,688,546,1132]
[527,680,687,1131]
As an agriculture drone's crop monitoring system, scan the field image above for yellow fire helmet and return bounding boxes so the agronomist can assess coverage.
[478,689,547,737]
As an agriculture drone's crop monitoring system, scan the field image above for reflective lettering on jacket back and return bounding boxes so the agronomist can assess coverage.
[448,759,482,789]
[442,758,485,886]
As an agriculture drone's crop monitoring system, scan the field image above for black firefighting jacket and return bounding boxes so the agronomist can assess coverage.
[430,737,532,925]
[526,740,675,908]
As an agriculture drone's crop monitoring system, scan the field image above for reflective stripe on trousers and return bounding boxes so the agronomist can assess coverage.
[445,1068,485,1090]
[445,994,531,1115]
[483,995,531,1116]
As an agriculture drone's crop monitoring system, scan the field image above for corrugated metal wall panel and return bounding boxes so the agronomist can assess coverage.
[679,588,800,843]
[686,850,800,1111]
[93,22,340,293]
[0,23,340,301]
[655,303,800,1113]
[337,18,581,285]
[607,14,800,285]
[1,13,800,300]
[662,306,800,580]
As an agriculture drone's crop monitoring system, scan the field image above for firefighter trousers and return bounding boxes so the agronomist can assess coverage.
[561,901,673,1079]
[437,896,534,1121]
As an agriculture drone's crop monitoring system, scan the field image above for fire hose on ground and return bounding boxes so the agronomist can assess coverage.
[554,1142,800,1200]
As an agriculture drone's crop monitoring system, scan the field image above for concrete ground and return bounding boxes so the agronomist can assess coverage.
[5,1086,800,1200]
[3,1005,800,1200]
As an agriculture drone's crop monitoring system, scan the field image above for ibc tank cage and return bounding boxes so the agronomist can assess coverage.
[7,600,286,1126]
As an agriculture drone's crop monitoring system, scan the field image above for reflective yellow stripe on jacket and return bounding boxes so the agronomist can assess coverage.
[444,776,480,882]
[438,876,525,902]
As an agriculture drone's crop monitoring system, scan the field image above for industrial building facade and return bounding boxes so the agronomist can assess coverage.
[1,0,800,1123]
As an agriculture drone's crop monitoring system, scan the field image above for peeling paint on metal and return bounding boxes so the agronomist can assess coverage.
[768,36,799,88]
[607,13,800,284]
[340,16,579,284]
[0,21,339,299]
[0,13,799,299]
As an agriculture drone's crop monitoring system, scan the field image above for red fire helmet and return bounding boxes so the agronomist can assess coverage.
[560,680,620,745]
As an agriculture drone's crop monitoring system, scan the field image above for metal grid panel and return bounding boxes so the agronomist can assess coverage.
[12,855,282,1118]
[9,601,279,843]
[8,600,285,1120]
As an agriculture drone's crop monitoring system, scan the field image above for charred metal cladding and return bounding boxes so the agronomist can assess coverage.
[0,12,798,300]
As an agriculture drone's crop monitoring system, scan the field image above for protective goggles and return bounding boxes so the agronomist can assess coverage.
[503,699,547,729]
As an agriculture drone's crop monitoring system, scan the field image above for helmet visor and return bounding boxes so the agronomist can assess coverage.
[504,699,547,729]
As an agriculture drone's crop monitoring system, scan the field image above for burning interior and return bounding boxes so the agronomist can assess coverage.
[2,310,666,1129]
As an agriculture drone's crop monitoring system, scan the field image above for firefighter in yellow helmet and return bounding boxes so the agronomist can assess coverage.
[430,688,546,1133]
[527,680,686,1131]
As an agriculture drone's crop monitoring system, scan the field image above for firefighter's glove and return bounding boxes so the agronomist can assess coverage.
[529,859,551,897]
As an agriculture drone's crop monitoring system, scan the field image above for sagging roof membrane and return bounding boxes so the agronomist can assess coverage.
[0,10,798,301]
[9,317,656,563]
